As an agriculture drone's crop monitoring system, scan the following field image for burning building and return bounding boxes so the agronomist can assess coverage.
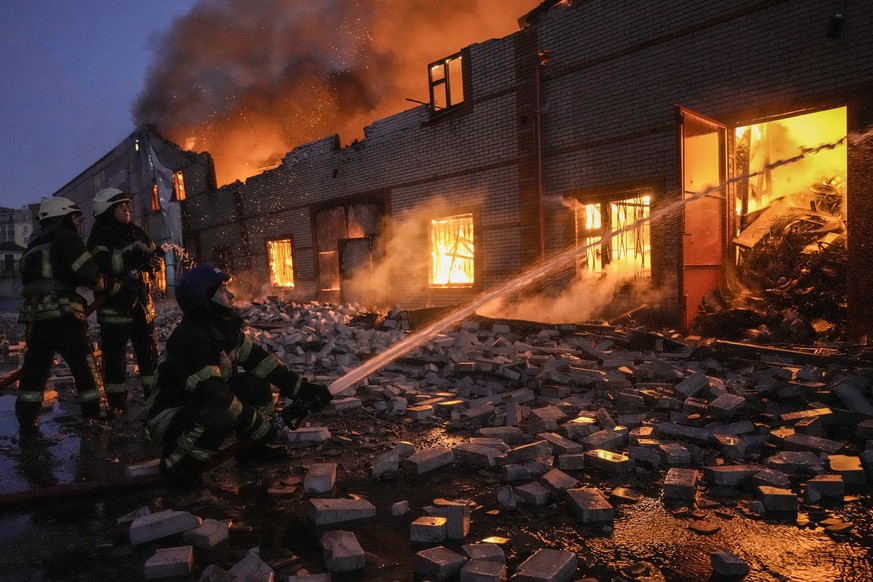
[50,127,215,289]
[121,0,873,338]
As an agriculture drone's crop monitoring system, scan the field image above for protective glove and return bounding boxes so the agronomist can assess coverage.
[281,380,332,429]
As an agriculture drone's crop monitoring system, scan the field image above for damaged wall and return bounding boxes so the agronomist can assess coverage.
[179,0,873,335]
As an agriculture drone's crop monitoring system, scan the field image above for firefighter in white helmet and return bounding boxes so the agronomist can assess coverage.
[17,197,108,436]
[87,187,163,413]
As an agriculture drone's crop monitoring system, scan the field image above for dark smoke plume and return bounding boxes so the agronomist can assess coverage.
[134,0,536,186]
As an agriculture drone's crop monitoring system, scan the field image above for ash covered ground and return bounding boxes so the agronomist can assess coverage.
[0,298,872,581]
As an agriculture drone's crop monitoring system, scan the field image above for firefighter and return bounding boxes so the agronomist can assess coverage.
[87,187,163,413]
[145,264,331,488]
[17,197,107,435]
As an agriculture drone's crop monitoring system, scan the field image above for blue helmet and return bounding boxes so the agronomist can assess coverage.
[175,264,230,314]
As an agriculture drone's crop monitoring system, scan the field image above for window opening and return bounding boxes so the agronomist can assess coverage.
[430,213,474,287]
[575,194,651,278]
[267,238,295,289]
[173,171,187,201]
[151,184,161,213]
[428,53,464,111]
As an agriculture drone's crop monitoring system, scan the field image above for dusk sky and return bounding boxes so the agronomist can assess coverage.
[0,1,198,210]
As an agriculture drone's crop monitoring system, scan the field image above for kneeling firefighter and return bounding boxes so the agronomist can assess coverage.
[145,264,332,487]
[17,197,107,433]
[87,187,162,412]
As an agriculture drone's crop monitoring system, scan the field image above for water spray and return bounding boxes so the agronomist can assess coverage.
[323,130,856,396]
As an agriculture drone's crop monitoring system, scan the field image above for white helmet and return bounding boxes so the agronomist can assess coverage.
[38,197,82,222]
[93,187,131,216]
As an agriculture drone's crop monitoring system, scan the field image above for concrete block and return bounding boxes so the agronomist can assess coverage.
[705,464,761,487]
[287,574,330,582]
[765,451,822,474]
[537,432,585,455]
[627,445,661,470]
[478,426,526,444]
[540,468,580,499]
[505,440,553,463]
[828,455,867,484]
[453,443,504,468]
[584,449,633,474]
[404,447,454,475]
[711,549,750,577]
[514,482,551,507]
[752,468,791,489]
[674,372,709,397]
[228,549,275,581]
[411,516,447,543]
[198,564,234,581]
[461,559,507,582]
[807,474,845,498]
[391,500,410,516]
[658,442,691,465]
[428,499,471,539]
[757,485,797,512]
[514,548,577,582]
[304,463,337,494]
[783,433,844,455]
[497,485,517,512]
[708,393,745,420]
[581,429,624,451]
[414,546,467,580]
[461,543,505,564]
[567,487,614,523]
[307,498,376,525]
[285,426,331,443]
[124,458,161,479]
[144,545,193,580]
[130,509,202,545]
[663,468,699,501]
[183,518,229,549]
[557,453,585,471]
[321,530,365,572]
[372,450,400,479]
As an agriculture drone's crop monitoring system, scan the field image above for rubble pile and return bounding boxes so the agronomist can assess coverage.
[115,297,873,579]
[697,178,847,342]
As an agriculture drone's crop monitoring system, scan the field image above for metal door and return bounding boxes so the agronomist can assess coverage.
[679,107,727,330]
[339,237,375,305]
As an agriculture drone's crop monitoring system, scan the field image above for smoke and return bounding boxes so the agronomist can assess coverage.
[134,0,536,186]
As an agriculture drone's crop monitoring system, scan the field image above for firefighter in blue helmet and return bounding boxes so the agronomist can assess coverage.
[87,187,163,413]
[17,197,107,435]
[145,264,332,487]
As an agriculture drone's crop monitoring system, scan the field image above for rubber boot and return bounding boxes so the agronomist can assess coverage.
[15,400,41,439]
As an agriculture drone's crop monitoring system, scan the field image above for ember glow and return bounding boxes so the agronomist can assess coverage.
[133,0,536,187]
[431,213,475,287]
[267,238,295,289]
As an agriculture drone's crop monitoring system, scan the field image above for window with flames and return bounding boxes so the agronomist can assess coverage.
[430,213,474,287]
[173,171,186,201]
[575,195,651,279]
[267,238,295,289]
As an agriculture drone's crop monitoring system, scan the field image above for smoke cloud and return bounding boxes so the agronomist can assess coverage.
[134,0,537,186]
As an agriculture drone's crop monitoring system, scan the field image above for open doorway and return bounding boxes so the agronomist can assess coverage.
[730,107,847,338]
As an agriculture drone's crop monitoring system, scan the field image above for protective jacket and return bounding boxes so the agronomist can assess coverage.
[145,311,305,462]
[19,220,103,323]
[87,217,157,324]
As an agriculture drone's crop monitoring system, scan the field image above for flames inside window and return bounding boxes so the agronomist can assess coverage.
[431,213,474,287]
[173,171,186,201]
[575,195,651,278]
[151,184,160,213]
[267,238,294,289]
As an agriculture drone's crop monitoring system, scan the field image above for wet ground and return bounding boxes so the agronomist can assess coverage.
[0,314,872,580]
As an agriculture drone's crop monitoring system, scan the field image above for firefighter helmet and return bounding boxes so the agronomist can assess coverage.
[93,187,132,216]
[38,197,82,222]
[175,264,231,314]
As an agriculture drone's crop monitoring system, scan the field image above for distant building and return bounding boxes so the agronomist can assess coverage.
[51,125,216,291]
[0,204,36,300]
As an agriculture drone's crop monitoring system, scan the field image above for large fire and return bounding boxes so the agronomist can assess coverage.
[134,0,538,187]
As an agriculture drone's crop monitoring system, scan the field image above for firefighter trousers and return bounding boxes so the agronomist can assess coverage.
[16,316,106,423]
[99,308,158,408]
[151,373,274,477]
